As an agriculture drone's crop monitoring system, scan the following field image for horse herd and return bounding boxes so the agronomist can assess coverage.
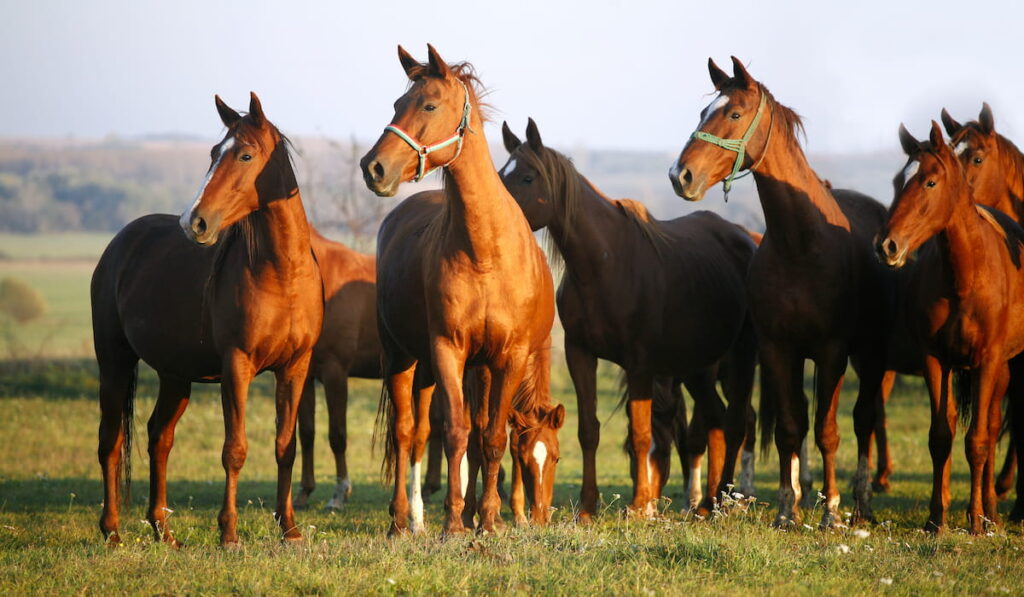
[90,45,1024,547]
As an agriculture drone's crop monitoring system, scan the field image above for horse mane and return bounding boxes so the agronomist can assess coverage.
[976,204,1024,269]
[717,79,806,149]
[515,143,671,262]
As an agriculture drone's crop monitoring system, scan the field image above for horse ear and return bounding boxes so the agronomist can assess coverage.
[526,117,544,151]
[248,92,265,127]
[215,95,241,128]
[979,102,995,134]
[940,108,961,136]
[898,123,920,155]
[546,404,566,430]
[502,121,522,153]
[708,57,730,90]
[426,43,452,78]
[929,120,946,149]
[730,56,753,89]
[398,45,420,79]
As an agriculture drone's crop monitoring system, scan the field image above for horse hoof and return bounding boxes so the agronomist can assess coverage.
[771,515,798,530]
[219,539,243,550]
[440,524,467,540]
[922,520,944,534]
[871,479,891,494]
[324,497,345,511]
[819,511,847,531]
[387,522,410,538]
[294,492,312,511]
[104,531,122,547]
[576,511,596,525]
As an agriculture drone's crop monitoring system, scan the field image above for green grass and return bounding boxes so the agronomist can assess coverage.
[1,360,1023,595]
[0,261,95,358]
[0,232,112,261]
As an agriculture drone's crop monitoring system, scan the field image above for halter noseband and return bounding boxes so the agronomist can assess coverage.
[691,88,769,197]
[383,81,472,182]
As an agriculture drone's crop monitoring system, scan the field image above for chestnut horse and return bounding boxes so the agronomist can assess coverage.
[942,103,1024,502]
[360,46,555,535]
[92,93,323,546]
[877,121,1024,533]
[500,119,757,519]
[294,229,381,510]
[670,57,893,527]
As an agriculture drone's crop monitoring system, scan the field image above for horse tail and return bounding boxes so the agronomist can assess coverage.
[953,370,973,425]
[373,376,396,485]
[758,373,776,458]
[120,363,138,505]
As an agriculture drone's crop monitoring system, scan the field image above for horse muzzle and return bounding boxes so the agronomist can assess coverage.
[359,152,401,198]
[876,234,909,268]
[179,209,221,246]
[669,162,707,202]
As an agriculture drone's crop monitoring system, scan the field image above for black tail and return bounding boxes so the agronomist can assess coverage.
[120,363,138,505]
[758,373,776,458]
[953,370,973,425]
[373,378,396,485]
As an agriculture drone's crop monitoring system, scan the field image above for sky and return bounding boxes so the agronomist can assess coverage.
[1,0,1022,155]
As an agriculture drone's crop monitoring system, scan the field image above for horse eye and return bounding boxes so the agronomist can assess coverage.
[523,175,534,184]
[730,112,741,120]
[424,104,437,112]
[973,156,983,165]
[240,154,252,162]
[925,180,937,188]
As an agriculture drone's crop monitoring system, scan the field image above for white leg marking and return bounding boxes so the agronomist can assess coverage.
[646,437,656,487]
[325,475,351,510]
[688,462,703,509]
[409,460,424,532]
[739,450,755,496]
[790,453,802,504]
[459,453,469,500]
[533,440,547,479]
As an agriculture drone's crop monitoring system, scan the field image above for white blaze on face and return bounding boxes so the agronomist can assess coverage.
[533,440,548,479]
[901,160,920,188]
[500,157,517,178]
[180,137,235,230]
[409,460,423,531]
[955,141,969,156]
[459,452,469,499]
[697,94,730,130]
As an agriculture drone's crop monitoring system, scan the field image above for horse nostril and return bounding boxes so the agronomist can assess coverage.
[192,216,207,237]
[885,238,898,257]
[681,167,693,185]
[371,160,385,183]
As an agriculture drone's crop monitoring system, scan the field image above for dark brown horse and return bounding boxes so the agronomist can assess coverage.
[360,45,555,535]
[500,119,757,519]
[294,229,381,510]
[670,57,893,527]
[878,121,1024,533]
[876,121,1024,532]
[92,93,323,546]
[942,104,1024,502]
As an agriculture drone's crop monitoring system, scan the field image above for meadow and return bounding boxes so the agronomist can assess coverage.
[1,235,1023,595]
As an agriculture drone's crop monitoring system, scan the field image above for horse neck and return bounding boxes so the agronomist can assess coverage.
[251,189,314,275]
[547,172,623,280]
[938,189,988,296]
[751,121,851,256]
[443,122,523,261]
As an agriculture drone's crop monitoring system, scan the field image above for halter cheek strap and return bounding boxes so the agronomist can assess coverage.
[383,82,472,182]
[691,89,768,197]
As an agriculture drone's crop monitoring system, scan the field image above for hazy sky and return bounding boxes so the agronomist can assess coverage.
[2,0,1021,155]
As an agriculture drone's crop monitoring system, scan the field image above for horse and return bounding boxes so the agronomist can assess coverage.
[670,57,893,527]
[359,45,556,535]
[500,118,757,519]
[92,93,323,546]
[293,229,381,510]
[877,121,1024,534]
[942,104,1024,501]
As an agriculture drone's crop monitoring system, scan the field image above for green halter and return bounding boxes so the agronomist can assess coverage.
[383,81,472,182]
[691,89,768,196]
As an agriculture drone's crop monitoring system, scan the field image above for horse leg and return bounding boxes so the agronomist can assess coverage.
[566,341,599,523]
[721,325,757,501]
[997,437,1017,500]
[433,343,470,537]
[217,351,255,547]
[409,369,435,535]
[385,362,416,536]
[1011,373,1024,521]
[272,355,313,543]
[478,361,527,534]
[923,355,955,533]
[965,363,1007,534]
[323,366,352,510]
[96,352,138,545]
[672,381,691,500]
[461,368,486,531]
[423,398,445,499]
[872,370,896,493]
[762,341,808,528]
[682,370,726,517]
[813,345,847,529]
[983,386,1005,523]
[738,402,757,498]
[294,374,316,510]
[146,373,191,547]
[648,377,677,502]
[852,353,885,524]
[509,429,528,525]
[686,398,707,511]
[624,372,657,518]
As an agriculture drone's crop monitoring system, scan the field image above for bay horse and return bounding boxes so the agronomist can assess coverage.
[294,229,381,510]
[877,121,1024,533]
[500,119,757,519]
[359,45,555,535]
[92,93,323,546]
[942,103,1024,502]
[670,57,893,527]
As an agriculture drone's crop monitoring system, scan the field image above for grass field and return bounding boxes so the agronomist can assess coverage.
[1,240,1023,594]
